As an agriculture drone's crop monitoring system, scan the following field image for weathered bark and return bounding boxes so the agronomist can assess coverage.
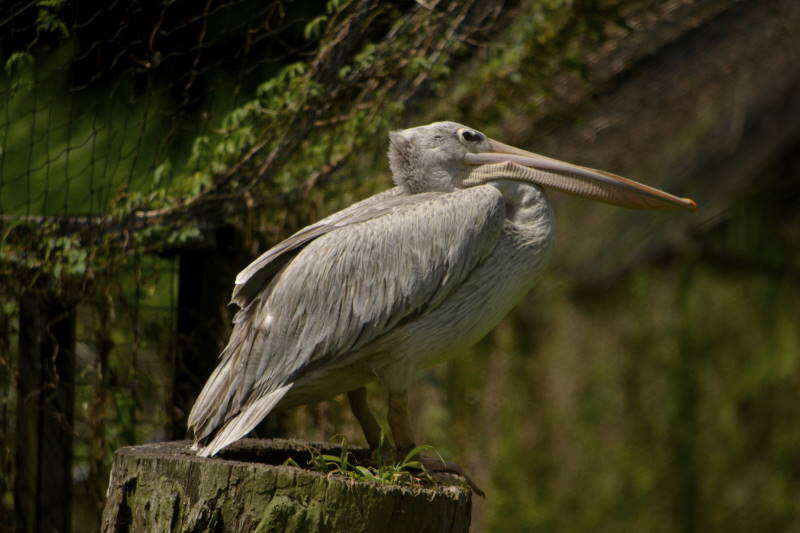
[101,439,471,533]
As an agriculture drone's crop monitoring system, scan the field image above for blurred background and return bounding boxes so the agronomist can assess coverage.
[1,0,799,531]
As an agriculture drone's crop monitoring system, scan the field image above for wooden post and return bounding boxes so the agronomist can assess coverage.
[101,439,472,532]
[15,291,76,533]
[170,226,248,439]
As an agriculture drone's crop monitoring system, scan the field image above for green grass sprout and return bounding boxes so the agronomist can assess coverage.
[288,436,439,489]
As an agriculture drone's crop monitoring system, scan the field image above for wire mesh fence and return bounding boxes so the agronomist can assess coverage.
[0,1,509,529]
[2,1,303,521]
[1,0,305,216]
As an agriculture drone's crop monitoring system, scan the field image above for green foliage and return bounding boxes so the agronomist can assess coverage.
[304,15,329,40]
[42,233,88,278]
[293,438,437,489]
[425,0,632,127]
[35,0,69,39]
[1,0,476,266]
[0,222,88,284]
[4,52,34,75]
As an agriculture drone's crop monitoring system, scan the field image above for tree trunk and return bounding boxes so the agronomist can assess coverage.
[15,291,75,533]
[101,439,471,533]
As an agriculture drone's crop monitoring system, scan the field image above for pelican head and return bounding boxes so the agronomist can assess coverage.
[389,121,696,211]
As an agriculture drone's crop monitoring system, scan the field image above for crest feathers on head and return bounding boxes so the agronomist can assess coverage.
[388,130,421,192]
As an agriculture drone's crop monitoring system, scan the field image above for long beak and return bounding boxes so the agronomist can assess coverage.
[463,139,697,211]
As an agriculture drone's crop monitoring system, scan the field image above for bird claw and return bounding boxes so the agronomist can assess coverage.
[369,446,484,497]
[414,454,485,498]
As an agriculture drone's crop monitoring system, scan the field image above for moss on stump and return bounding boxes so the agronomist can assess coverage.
[101,439,472,532]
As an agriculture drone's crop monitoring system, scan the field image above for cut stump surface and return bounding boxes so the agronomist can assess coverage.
[101,439,472,533]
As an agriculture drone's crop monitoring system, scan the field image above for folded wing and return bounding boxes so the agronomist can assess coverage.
[231,187,405,308]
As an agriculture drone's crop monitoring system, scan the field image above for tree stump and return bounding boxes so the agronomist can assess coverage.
[101,439,472,533]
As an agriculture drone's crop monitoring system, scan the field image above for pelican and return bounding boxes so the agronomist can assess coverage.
[188,122,695,493]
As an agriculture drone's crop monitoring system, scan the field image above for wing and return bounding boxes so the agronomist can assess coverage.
[189,184,505,456]
[231,187,405,308]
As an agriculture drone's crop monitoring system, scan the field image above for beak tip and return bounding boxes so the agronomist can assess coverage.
[683,198,698,211]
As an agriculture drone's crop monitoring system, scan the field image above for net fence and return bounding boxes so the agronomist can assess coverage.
[0,0,511,527]
[1,0,324,216]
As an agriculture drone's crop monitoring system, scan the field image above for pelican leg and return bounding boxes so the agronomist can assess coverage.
[347,387,383,451]
[387,391,415,453]
[387,390,485,497]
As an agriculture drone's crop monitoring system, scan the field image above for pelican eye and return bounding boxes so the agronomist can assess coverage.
[460,130,484,143]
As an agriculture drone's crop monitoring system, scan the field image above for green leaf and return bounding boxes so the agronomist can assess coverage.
[401,444,433,465]
[304,15,328,40]
[5,52,34,74]
[355,466,378,480]
[282,457,300,468]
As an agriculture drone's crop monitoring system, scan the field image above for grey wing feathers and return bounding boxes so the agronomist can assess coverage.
[231,187,404,308]
[188,185,505,456]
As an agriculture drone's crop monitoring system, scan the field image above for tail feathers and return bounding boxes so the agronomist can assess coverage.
[187,349,236,437]
[187,305,260,441]
[194,383,293,457]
